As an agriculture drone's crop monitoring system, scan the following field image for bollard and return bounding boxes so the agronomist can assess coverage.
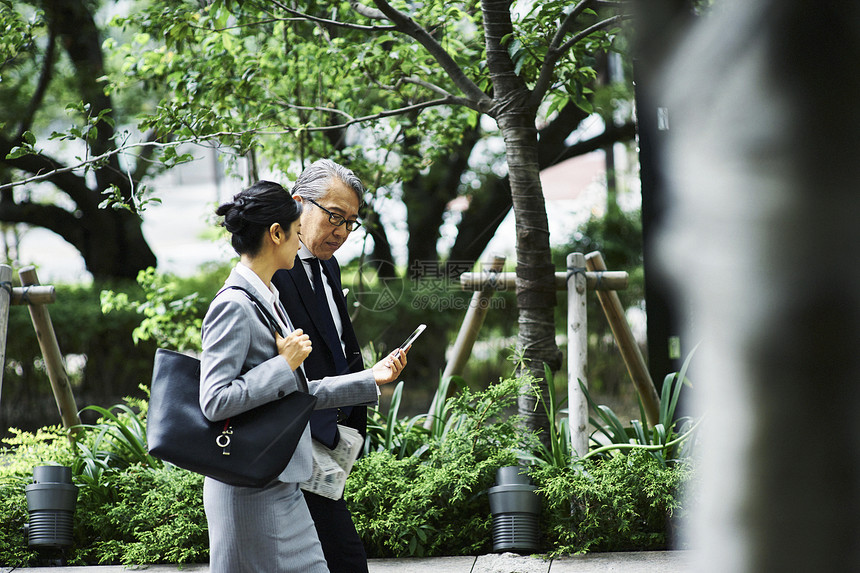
[487,466,540,553]
[25,465,78,548]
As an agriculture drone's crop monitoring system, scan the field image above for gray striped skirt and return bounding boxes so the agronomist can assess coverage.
[204,477,329,573]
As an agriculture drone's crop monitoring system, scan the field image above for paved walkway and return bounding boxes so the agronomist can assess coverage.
[3,551,692,572]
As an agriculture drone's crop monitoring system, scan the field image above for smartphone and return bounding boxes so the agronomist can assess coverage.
[399,324,427,350]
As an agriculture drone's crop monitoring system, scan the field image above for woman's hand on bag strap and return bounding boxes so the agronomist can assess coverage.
[278,328,312,370]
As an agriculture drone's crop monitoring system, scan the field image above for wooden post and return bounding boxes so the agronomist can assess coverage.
[12,285,56,306]
[18,266,81,436]
[442,255,507,380]
[460,271,628,292]
[585,251,661,426]
[424,255,506,429]
[567,253,589,457]
[0,264,12,420]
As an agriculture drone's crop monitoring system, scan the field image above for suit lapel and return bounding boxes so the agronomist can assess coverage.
[321,258,362,372]
[282,255,362,373]
[285,255,349,365]
[285,255,324,326]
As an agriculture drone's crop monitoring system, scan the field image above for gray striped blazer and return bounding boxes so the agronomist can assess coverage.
[199,267,378,484]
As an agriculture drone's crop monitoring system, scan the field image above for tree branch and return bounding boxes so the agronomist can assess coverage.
[282,95,483,124]
[0,196,84,246]
[551,0,596,54]
[400,77,457,99]
[259,1,492,112]
[550,119,636,164]
[17,25,57,140]
[558,14,628,56]
[268,0,396,31]
[0,138,94,207]
[0,141,169,194]
[369,0,493,112]
[0,96,475,193]
[131,129,164,183]
[531,9,627,106]
[348,1,387,21]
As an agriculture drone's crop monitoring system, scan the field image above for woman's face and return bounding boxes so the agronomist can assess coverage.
[279,219,302,270]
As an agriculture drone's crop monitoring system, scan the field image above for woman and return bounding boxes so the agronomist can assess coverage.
[199,180,406,573]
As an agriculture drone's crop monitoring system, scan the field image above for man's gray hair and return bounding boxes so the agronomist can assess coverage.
[291,159,365,207]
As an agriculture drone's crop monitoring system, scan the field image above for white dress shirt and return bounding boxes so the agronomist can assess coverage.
[297,243,347,356]
[234,262,306,377]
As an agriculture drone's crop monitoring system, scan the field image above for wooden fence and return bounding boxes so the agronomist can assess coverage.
[451,252,658,458]
[0,264,80,441]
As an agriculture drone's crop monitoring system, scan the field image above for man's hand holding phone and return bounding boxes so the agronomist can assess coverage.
[398,324,426,352]
[371,324,426,385]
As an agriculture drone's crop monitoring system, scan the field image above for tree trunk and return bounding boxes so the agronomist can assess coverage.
[448,176,512,264]
[405,127,480,266]
[498,112,562,444]
[0,0,157,281]
[481,0,560,444]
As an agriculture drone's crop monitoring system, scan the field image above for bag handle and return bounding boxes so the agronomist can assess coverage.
[222,287,308,393]
[209,285,303,447]
[216,285,284,338]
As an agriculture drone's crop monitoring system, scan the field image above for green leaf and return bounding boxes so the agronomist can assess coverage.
[5,146,30,159]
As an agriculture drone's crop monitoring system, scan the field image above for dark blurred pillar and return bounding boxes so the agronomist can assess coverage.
[632,0,697,385]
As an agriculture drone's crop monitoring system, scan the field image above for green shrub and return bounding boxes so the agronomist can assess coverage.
[347,375,527,557]
[100,267,211,352]
[364,374,471,460]
[532,451,692,555]
[0,368,694,565]
[3,264,230,438]
[0,473,37,566]
[73,465,207,565]
[2,281,155,435]
[524,352,697,555]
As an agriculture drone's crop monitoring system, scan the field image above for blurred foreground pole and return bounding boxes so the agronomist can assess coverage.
[659,2,860,571]
[632,0,697,388]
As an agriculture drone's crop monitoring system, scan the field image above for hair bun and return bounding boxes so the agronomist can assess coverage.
[217,198,248,234]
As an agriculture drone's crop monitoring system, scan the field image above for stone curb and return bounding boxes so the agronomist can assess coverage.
[2,550,693,573]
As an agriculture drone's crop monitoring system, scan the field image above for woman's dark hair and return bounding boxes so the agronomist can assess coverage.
[216,180,302,256]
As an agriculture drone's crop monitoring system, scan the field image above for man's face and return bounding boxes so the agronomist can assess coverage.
[295,178,360,260]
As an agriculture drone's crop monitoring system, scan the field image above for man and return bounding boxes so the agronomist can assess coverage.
[272,159,369,573]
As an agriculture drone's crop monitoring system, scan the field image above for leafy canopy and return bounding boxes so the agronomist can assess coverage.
[109,0,618,185]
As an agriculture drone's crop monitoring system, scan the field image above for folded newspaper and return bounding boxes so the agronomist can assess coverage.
[300,424,363,500]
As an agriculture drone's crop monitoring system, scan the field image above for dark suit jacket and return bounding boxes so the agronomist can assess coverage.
[272,255,366,447]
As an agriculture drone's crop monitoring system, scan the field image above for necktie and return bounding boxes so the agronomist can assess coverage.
[309,258,349,374]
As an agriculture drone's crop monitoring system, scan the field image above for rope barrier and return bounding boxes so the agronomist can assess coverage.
[19,285,32,304]
[566,266,586,281]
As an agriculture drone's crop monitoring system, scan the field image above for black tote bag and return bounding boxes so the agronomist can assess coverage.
[147,287,317,488]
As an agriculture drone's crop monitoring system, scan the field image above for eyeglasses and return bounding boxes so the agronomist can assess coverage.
[306,198,362,232]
